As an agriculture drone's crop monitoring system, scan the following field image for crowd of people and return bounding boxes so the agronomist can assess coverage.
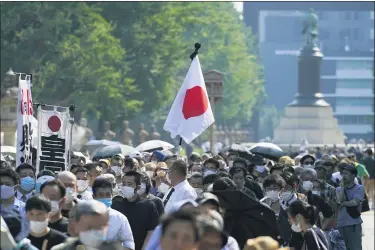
[0,144,374,250]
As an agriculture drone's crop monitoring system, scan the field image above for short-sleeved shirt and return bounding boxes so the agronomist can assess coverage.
[112,197,160,250]
[49,216,68,234]
[28,228,67,250]
[354,162,369,179]
[336,184,365,227]
[360,156,375,179]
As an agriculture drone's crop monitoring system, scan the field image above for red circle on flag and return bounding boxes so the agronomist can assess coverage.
[48,115,61,132]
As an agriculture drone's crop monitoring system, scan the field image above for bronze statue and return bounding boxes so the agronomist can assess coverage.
[102,121,116,141]
[151,125,161,140]
[138,123,149,144]
[122,120,134,146]
[302,9,319,46]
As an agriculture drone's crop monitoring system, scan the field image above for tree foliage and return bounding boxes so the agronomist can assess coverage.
[1,2,263,131]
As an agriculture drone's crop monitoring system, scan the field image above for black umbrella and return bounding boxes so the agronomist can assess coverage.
[224,144,254,162]
[212,189,280,248]
[249,142,286,161]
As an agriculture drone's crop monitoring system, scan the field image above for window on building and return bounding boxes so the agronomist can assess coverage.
[371,28,374,40]
[337,60,373,70]
[336,115,374,125]
[9,107,16,113]
[319,28,330,40]
[371,11,374,20]
[337,79,374,89]
[345,12,351,20]
[336,97,374,106]
[353,12,359,20]
[339,29,350,40]
[352,28,359,40]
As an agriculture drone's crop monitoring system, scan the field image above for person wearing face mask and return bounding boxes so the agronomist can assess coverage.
[15,164,36,203]
[287,200,329,250]
[74,167,93,200]
[112,171,160,250]
[278,172,307,246]
[300,155,316,169]
[56,171,79,218]
[92,178,135,249]
[260,175,286,216]
[139,172,164,216]
[203,158,220,177]
[162,160,197,214]
[335,163,365,250]
[0,168,26,215]
[25,195,67,249]
[152,165,170,198]
[51,200,118,250]
[110,154,125,183]
[40,179,69,234]
[226,152,238,168]
[188,172,204,196]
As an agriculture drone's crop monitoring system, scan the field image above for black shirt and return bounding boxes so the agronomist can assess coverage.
[302,227,329,250]
[49,216,68,234]
[112,197,159,250]
[61,199,78,218]
[28,228,67,250]
[245,179,264,200]
[148,194,165,216]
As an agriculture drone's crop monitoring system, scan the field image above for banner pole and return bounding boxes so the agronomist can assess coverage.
[68,105,75,167]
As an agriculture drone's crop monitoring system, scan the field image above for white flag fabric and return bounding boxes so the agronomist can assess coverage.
[36,106,71,174]
[164,56,214,144]
[16,76,34,167]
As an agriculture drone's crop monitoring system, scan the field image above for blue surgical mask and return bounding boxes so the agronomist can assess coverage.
[20,177,35,192]
[97,198,112,207]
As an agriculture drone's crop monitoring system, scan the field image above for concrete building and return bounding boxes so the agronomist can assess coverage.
[243,2,374,140]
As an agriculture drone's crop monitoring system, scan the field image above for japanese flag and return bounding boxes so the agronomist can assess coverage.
[164,56,214,144]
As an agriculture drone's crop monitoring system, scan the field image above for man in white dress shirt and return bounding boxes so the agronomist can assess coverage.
[93,176,135,250]
[74,167,93,200]
[162,160,197,213]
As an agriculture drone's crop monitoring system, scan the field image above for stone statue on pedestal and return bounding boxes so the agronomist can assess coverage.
[102,121,116,141]
[302,9,318,46]
[122,120,134,146]
[151,125,161,140]
[138,123,149,144]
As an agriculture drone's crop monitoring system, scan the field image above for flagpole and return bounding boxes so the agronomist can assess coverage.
[68,105,75,167]
[176,43,201,157]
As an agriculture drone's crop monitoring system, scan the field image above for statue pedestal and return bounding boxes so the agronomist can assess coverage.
[273,106,345,144]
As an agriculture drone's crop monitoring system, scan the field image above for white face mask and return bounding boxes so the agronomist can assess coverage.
[79,229,106,247]
[303,164,314,169]
[204,170,216,177]
[158,183,170,194]
[194,188,203,196]
[291,222,302,233]
[77,180,88,192]
[266,190,279,202]
[50,201,60,215]
[121,186,135,199]
[302,181,314,191]
[30,220,48,234]
[111,166,122,176]
[312,190,321,196]
[137,183,146,196]
[65,187,76,203]
[228,161,234,168]
[140,167,146,172]
[146,171,154,179]
[280,191,294,202]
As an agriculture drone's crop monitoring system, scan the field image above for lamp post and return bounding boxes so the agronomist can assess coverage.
[204,70,224,154]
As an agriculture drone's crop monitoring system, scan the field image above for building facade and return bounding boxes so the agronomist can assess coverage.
[244,2,374,140]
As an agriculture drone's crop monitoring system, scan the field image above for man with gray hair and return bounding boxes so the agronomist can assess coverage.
[52,200,121,250]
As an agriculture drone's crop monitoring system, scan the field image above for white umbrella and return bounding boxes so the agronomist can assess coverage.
[1,146,16,155]
[136,140,175,152]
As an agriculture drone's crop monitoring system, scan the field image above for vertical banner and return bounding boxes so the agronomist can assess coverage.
[16,75,34,167]
[36,105,71,174]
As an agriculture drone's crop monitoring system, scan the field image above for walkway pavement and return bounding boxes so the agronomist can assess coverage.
[362,210,374,250]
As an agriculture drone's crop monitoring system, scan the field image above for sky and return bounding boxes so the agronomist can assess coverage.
[233,2,243,13]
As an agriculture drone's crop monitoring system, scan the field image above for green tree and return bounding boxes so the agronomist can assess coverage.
[1,2,141,125]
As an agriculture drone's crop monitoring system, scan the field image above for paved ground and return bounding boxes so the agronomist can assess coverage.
[362,210,374,250]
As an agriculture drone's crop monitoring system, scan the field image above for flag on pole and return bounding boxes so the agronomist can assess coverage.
[16,76,34,167]
[164,56,214,144]
[36,106,71,174]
